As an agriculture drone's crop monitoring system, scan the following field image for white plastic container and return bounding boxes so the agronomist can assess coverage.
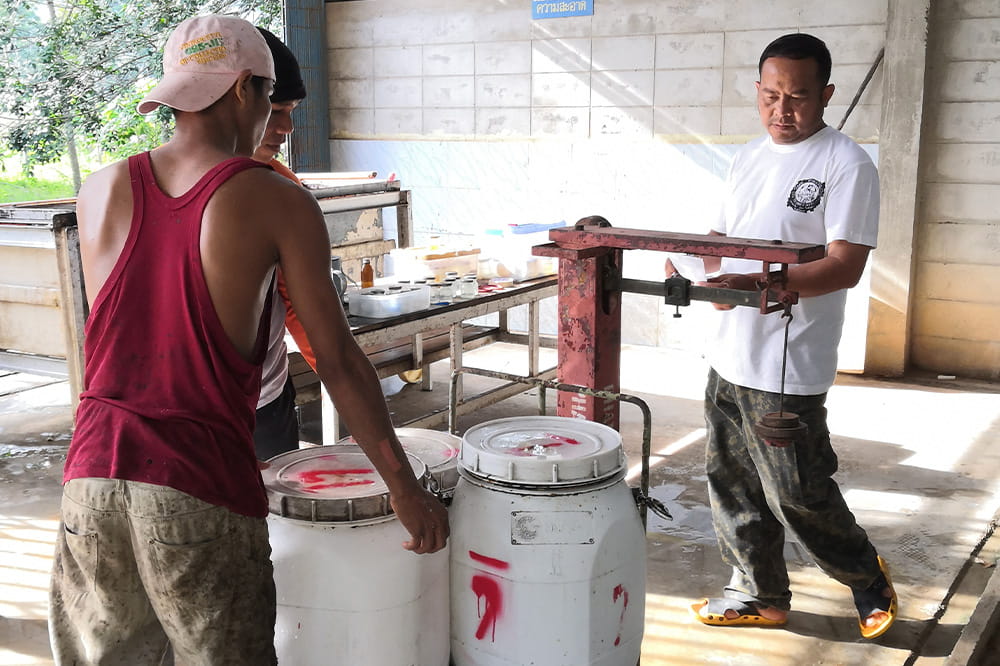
[449,416,646,666]
[347,283,430,318]
[264,445,450,666]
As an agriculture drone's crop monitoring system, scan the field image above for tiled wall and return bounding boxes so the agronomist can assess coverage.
[322,0,887,352]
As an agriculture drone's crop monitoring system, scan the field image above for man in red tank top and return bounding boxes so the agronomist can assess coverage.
[49,15,448,665]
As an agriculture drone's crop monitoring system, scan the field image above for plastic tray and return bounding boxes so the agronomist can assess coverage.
[347,285,430,319]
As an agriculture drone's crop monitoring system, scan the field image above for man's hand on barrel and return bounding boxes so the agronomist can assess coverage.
[391,487,450,554]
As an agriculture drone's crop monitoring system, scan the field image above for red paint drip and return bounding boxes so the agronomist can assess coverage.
[545,433,580,445]
[613,584,629,647]
[469,550,510,571]
[472,574,503,642]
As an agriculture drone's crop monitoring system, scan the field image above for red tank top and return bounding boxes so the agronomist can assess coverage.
[65,152,274,517]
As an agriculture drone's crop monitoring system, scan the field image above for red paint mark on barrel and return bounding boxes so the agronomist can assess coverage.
[472,574,502,641]
[545,433,580,445]
[295,468,376,492]
[469,551,509,642]
[613,584,629,647]
[469,550,510,571]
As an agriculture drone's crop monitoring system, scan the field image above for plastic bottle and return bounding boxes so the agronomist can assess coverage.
[361,258,374,288]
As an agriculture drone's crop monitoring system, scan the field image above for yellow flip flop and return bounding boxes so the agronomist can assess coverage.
[691,598,787,627]
[854,556,898,640]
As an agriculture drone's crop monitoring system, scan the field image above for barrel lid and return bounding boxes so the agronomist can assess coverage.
[342,428,460,493]
[459,416,624,486]
[262,445,426,523]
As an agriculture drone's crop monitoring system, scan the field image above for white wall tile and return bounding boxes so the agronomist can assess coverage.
[531,14,594,39]
[373,77,421,108]
[937,0,1000,19]
[330,78,374,108]
[532,72,592,106]
[918,222,1000,265]
[592,35,656,71]
[476,74,532,107]
[372,12,429,47]
[932,102,1000,142]
[532,38,593,73]
[373,46,423,77]
[655,33,724,69]
[476,107,532,136]
[941,18,1000,60]
[329,47,373,79]
[424,108,476,135]
[422,11,478,45]
[794,0,888,27]
[923,182,1000,222]
[531,108,591,137]
[724,29,791,68]
[423,44,476,76]
[654,69,723,106]
[476,41,532,75]
[926,143,1000,183]
[807,25,887,65]
[650,1,726,34]
[938,61,1000,102]
[592,70,655,107]
[423,76,476,107]
[722,67,758,106]
[592,0,658,36]
[330,108,374,136]
[474,7,533,41]
[592,106,654,137]
[374,108,422,135]
[653,105,722,135]
[326,7,373,48]
[721,105,763,136]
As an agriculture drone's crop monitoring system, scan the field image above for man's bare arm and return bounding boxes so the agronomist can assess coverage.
[262,179,448,553]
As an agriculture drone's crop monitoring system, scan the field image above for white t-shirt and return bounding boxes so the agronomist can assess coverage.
[707,125,879,395]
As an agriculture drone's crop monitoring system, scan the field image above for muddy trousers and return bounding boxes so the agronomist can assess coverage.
[704,369,880,611]
[48,478,277,666]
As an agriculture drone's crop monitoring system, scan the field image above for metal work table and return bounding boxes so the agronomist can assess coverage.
[313,276,558,442]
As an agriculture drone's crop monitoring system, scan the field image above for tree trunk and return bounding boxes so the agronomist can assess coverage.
[65,127,81,194]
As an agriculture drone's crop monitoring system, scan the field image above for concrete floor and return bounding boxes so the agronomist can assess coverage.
[2,342,1000,665]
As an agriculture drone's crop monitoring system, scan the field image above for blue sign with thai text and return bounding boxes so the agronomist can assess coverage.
[532,0,594,20]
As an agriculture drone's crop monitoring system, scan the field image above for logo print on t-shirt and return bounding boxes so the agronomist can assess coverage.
[787,178,825,213]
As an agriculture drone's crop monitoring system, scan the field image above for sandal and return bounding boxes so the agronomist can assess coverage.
[690,597,787,627]
[853,556,898,639]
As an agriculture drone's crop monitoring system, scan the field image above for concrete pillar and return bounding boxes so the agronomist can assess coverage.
[285,0,331,173]
[864,0,930,377]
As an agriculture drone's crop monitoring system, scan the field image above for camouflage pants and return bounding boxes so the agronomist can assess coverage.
[704,369,880,611]
[49,478,277,665]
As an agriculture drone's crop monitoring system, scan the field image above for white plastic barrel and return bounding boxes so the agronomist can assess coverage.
[263,445,450,666]
[449,416,646,666]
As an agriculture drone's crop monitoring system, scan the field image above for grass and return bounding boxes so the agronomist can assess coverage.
[0,177,76,204]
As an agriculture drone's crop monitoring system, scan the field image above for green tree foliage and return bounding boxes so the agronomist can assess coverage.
[0,0,282,178]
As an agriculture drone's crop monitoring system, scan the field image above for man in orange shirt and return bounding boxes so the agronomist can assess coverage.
[251,28,318,460]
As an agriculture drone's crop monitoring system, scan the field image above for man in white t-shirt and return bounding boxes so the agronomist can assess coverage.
[683,33,897,640]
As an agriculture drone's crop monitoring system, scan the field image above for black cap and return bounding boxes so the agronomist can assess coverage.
[256,27,307,103]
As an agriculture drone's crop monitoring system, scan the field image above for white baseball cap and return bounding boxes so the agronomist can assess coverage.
[138,14,275,115]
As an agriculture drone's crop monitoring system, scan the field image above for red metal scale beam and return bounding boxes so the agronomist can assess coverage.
[542,225,826,264]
